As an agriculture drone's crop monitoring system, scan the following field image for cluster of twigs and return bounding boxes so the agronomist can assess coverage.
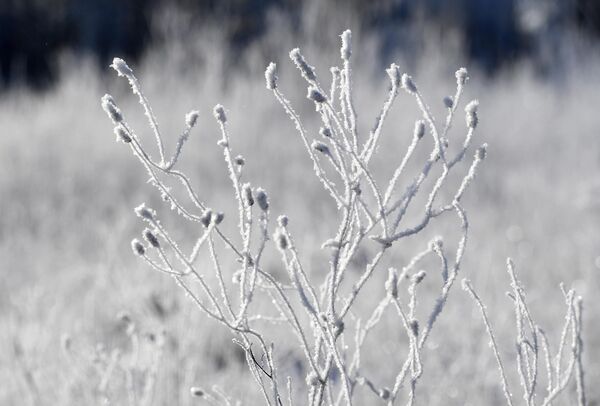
[463,259,585,406]
[101,29,585,405]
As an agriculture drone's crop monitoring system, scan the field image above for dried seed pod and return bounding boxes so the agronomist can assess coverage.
[443,96,454,109]
[307,86,326,103]
[185,110,199,127]
[289,48,316,82]
[414,120,426,139]
[265,62,277,90]
[340,30,352,61]
[213,104,227,123]
[110,57,134,77]
[319,127,332,138]
[312,140,330,155]
[277,215,289,228]
[476,143,488,160]
[379,388,391,400]
[465,100,479,128]
[401,74,417,94]
[273,229,289,251]
[200,209,213,228]
[386,63,401,88]
[114,125,131,143]
[131,239,145,256]
[412,270,427,284]
[101,94,123,123]
[255,188,269,211]
[333,319,344,337]
[234,155,245,166]
[214,212,225,225]
[242,183,254,207]
[455,67,469,85]
[143,228,160,248]
[134,204,156,221]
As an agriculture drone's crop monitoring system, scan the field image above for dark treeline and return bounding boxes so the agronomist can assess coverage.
[1,0,599,90]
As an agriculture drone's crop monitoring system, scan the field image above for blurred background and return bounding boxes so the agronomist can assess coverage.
[2,0,600,89]
[1,0,599,405]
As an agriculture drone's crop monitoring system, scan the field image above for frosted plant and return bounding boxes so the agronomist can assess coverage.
[100,29,583,405]
[463,259,586,406]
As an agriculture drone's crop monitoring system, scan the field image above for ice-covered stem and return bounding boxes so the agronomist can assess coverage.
[574,297,586,406]
[507,258,539,406]
[382,120,424,207]
[400,73,450,168]
[111,58,166,166]
[164,110,199,170]
[361,63,401,163]
[214,104,248,239]
[465,261,584,406]
[276,222,321,318]
[266,71,344,207]
[462,279,515,406]
[439,68,470,144]
[340,30,358,151]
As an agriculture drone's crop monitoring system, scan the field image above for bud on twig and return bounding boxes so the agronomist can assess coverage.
[131,239,145,256]
[319,127,332,138]
[265,62,278,90]
[414,120,426,139]
[290,48,316,82]
[277,215,289,228]
[307,86,326,103]
[185,110,199,127]
[312,140,330,155]
[143,228,160,248]
[200,209,213,228]
[242,183,254,207]
[234,155,245,166]
[476,143,487,160]
[114,125,132,143]
[443,96,454,109]
[412,270,427,284]
[255,188,269,211]
[465,100,479,128]
[386,63,401,89]
[135,203,156,221]
[401,74,417,94]
[101,94,123,123]
[455,67,469,86]
[340,30,352,61]
[213,104,227,123]
[111,58,134,78]
[274,229,289,251]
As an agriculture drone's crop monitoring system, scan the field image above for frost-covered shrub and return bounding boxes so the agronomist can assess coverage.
[101,29,585,405]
